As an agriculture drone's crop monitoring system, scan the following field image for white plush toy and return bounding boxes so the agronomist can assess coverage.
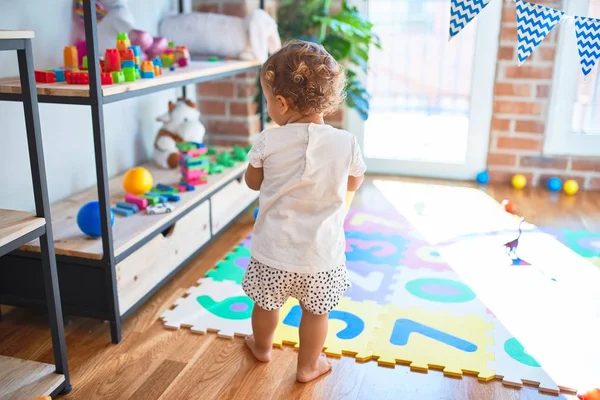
[159,9,282,62]
[154,98,206,169]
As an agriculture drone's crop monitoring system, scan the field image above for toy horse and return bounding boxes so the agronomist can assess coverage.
[504,217,526,259]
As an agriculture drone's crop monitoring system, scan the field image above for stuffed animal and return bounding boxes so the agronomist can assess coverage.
[154,99,206,169]
[159,9,281,62]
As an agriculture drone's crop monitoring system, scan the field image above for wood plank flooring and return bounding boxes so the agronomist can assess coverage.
[2,176,597,399]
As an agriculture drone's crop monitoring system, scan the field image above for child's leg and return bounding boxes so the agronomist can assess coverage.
[296,305,332,383]
[246,304,279,362]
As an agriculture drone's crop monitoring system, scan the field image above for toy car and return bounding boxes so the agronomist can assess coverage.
[146,203,174,215]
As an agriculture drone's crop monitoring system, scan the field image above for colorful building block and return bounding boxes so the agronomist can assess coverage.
[171,184,188,192]
[105,49,121,72]
[145,192,169,203]
[65,71,89,84]
[167,194,180,202]
[141,70,155,79]
[125,193,148,210]
[121,60,135,69]
[141,195,160,206]
[63,46,78,69]
[174,46,190,68]
[154,65,162,76]
[123,67,137,82]
[152,57,163,68]
[111,71,125,84]
[178,182,195,191]
[120,49,134,62]
[156,184,176,193]
[101,73,113,85]
[82,55,88,70]
[116,201,139,213]
[161,53,174,69]
[116,32,130,52]
[34,71,56,84]
[52,69,65,82]
[112,206,134,217]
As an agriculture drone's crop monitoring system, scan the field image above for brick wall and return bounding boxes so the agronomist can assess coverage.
[487,1,600,190]
[193,0,277,146]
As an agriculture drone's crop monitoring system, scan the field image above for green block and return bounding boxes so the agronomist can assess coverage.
[176,142,198,152]
[117,32,129,41]
[135,68,141,80]
[208,56,220,62]
[231,145,248,162]
[111,71,125,83]
[209,163,224,175]
[123,67,136,82]
[216,151,235,167]
[141,195,159,205]
[207,147,217,155]
[168,41,176,48]
[82,56,88,70]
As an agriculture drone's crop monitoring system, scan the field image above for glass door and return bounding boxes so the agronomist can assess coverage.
[350,0,503,179]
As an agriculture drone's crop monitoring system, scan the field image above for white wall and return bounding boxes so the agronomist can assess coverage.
[0,0,193,211]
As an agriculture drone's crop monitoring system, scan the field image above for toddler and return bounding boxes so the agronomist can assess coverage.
[242,40,366,383]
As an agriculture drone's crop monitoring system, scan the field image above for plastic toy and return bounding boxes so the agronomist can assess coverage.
[154,99,206,169]
[63,46,78,69]
[253,207,259,220]
[511,174,527,189]
[217,151,235,167]
[146,203,174,215]
[209,162,224,175]
[207,147,218,155]
[101,73,113,85]
[112,206,134,216]
[77,200,114,237]
[501,199,514,214]
[564,179,579,195]
[51,69,65,82]
[125,193,148,210]
[123,167,153,195]
[504,217,525,259]
[74,0,107,23]
[116,201,138,213]
[35,71,56,84]
[65,71,89,84]
[475,170,489,185]
[546,177,562,192]
[231,145,248,161]
[578,388,600,400]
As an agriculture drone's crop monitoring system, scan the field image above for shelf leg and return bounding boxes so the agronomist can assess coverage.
[17,38,71,388]
[83,0,122,344]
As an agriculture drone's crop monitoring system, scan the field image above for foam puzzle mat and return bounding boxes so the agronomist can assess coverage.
[162,182,600,395]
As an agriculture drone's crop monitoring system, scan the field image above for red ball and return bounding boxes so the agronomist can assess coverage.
[501,199,514,213]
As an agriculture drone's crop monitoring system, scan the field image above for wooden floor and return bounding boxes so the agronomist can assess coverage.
[1,176,598,400]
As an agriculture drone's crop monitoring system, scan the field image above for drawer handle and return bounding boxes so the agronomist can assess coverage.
[161,224,176,238]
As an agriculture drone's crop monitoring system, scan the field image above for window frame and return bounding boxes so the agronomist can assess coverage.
[545,0,600,156]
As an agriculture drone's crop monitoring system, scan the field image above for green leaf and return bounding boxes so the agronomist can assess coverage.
[322,35,352,60]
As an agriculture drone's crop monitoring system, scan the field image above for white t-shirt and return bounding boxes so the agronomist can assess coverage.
[247,123,367,274]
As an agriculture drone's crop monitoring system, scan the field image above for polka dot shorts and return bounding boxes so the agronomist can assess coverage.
[242,258,351,315]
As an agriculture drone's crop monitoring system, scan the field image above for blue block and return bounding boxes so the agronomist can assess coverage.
[180,182,195,191]
[145,192,168,203]
[141,70,155,79]
[116,201,139,213]
[112,206,134,217]
[169,65,176,71]
[121,60,135,68]
[152,57,162,68]
[167,194,181,202]
[155,183,176,193]
[53,69,65,82]
[128,45,142,57]
[190,142,206,149]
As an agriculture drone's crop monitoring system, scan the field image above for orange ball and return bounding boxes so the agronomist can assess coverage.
[123,167,153,195]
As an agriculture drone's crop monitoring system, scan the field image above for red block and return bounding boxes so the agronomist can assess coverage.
[65,71,89,85]
[101,72,113,85]
[104,49,121,72]
[120,49,134,61]
[34,71,56,84]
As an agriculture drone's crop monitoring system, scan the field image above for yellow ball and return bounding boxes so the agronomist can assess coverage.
[563,179,579,195]
[511,174,527,189]
[123,167,153,195]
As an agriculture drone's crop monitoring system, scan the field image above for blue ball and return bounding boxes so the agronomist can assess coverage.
[77,201,115,237]
[546,177,562,192]
[253,207,259,220]
[476,170,490,185]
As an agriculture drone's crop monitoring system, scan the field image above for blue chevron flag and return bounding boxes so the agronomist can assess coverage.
[516,0,563,65]
[449,0,491,40]
[575,16,600,77]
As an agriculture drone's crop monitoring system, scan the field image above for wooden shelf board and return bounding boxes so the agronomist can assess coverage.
[0,30,34,40]
[0,355,64,399]
[22,149,249,260]
[0,210,45,250]
[0,60,260,98]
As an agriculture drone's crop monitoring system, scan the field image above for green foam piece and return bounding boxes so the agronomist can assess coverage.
[231,145,248,161]
[216,151,235,167]
[225,245,252,261]
[205,260,244,284]
[196,295,253,319]
[207,147,217,155]
[209,163,224,175]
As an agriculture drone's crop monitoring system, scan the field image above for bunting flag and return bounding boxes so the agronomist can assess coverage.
[449,0,491,40]
[575,16,600,77]
[516,0,564,65]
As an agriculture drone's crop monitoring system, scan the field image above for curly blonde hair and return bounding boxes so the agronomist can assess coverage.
[261,40,346,116]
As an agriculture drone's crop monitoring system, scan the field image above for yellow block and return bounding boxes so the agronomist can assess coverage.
[369,306,496,380]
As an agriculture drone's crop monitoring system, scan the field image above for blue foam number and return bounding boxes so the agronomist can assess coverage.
[283,305,364,340]
[390,318,477,352]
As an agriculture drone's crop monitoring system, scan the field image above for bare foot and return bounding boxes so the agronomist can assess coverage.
[245,335,271,362]
[296,353,332,383]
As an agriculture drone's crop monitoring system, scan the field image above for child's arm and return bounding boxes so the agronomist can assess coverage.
[348,135,367,191]
[245,165,264,191]
[245,131,266,191]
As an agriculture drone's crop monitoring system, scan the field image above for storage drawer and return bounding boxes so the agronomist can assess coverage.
[117,200,210,315]
[210,177,258,234]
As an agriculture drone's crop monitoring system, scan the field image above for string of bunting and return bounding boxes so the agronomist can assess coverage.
[449,0,600,76]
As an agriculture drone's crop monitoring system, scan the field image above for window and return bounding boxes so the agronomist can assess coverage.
[545,0,600,156]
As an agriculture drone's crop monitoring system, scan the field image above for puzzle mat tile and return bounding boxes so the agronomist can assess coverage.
[272,297,385,361]
[160,278,253,338]
[385,267,492,318]
[440,232,600,391]
[373,180,527,244]
[368,305,495,380]
[205,244,251,284]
